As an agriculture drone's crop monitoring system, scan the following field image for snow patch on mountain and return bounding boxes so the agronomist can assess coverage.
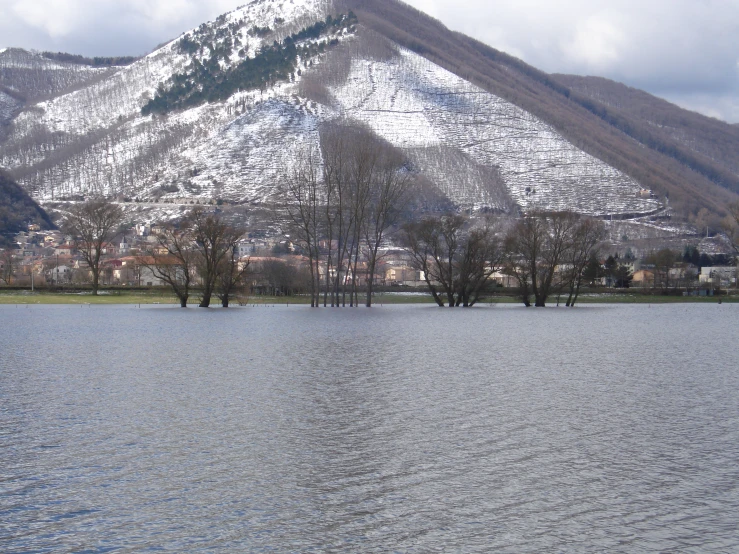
[1,0,664,220]
[180,99,320,202]
[8,0,328,140]
[330,48,661,217]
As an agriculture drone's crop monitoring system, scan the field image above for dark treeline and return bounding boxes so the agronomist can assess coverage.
[0,170,54,246]
[41,52,139,67]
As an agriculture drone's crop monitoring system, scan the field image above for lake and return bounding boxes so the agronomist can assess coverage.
[1,303,738,552]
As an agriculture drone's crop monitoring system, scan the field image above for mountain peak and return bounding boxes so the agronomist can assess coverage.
[1,0,737,229]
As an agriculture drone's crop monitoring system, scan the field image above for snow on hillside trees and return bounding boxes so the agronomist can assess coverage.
[142,12,358,116]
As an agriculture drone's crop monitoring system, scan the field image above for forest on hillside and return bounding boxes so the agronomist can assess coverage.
[41,52,139,67]
[0,170,54,246]
[142,13,358,116]
[552,74,739,180]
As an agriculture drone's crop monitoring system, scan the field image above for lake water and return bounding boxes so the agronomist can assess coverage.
[1,303,738,552]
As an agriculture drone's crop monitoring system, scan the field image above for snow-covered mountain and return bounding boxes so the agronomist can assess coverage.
[0,0,723,220]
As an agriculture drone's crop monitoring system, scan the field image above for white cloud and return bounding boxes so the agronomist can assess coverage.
[561,14,627,70]
[11,0,83,38]
[0,0,238,55]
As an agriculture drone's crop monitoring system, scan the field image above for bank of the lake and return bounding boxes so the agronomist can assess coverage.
[0,288,737,305]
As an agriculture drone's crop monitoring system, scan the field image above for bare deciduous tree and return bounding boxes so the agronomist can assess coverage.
[63,198,123,295]
[563,218,606,307]
[455,220,504,307]
[281,146,322,307]
[504,211,580,307]
[190,209,245,308]
[319,122,349,307]
[403,214,502,307]
[345,134,376,307]
[646,248,679,292]
[364,144,410,307]
[723,201,739,255]
[216,243,250,308]
[1,249,15,285]
[142,224,196,308]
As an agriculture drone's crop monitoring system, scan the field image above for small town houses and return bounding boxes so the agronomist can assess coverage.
[2,222,738,294]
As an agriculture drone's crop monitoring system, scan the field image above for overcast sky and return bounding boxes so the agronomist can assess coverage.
[1,0,737,122]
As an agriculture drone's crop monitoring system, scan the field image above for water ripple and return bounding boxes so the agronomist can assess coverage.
[1,304,738,552]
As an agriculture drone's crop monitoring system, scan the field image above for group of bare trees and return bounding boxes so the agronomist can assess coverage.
[402,214,503,307]
[143,209,250,308]
[503,211,606,307]
[280,122,410,308]
[1,248,14,285]
[402,210,604,308]
[61,199,249,306]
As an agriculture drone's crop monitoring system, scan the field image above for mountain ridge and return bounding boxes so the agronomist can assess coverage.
[1,0,736,228]
[340,0,738,219]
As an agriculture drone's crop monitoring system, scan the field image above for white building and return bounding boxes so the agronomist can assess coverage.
[699,266,737,287]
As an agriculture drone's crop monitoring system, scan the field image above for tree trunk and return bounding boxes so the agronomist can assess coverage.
[324,235,333,307]
[307,245,316,308]
[570,277,583,307]
[365,274,374,307]
[179,295,188,308]
[565,284,575,307]
[365,252,378,307]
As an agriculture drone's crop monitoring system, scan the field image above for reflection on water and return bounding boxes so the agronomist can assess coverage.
[1,304,738,552]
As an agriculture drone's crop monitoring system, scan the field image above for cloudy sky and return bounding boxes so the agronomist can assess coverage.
[1,0,737,122]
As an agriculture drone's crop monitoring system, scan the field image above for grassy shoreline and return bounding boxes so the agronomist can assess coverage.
[1,290,735,305]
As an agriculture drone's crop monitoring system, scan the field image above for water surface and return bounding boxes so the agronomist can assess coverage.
[1,303,738,552]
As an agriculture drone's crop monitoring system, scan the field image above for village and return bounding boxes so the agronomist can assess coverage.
[2,219,737,298]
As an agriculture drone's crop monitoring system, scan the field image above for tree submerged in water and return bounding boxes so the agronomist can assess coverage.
[143,209,249,308]
[402,214,504,308]
[503,211,606,307]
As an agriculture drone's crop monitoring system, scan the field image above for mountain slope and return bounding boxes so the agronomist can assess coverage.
[0,0,736,223]
[0,48,114,127]
[0,169,54,245]
[341,0,739,217]
[552,74,739,179]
